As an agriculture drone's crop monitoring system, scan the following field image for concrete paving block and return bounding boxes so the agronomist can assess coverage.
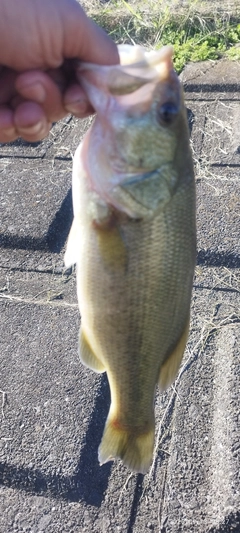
[184,86,240,269]
[186,99,240,168]
[181,60,240,98]
[0,159,72,270]
[0,159,71,246]
[196,176,240,267]
[201,100,240,166]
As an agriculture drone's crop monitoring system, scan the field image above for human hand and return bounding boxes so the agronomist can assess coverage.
[0,0,119,143]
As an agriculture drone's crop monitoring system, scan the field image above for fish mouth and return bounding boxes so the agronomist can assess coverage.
[75,45,174,97]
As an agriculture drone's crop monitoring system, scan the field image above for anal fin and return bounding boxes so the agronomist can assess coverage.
[79,326,105,373]
[159,318,190,391]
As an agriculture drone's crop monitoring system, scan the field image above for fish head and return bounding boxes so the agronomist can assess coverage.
[76,45,192,218]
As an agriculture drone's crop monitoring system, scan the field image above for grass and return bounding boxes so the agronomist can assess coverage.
[87,0,240,72]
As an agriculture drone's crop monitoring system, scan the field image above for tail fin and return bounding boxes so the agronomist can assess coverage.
[98,416,154,474]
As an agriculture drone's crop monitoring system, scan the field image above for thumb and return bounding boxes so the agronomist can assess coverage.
[63,2,119,66]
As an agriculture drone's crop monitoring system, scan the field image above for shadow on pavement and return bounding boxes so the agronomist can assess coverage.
[47,188,73,253]
[0,188,73,254]
[209,512,240,533]
[126,474,144,533]
[0,374,111,507]
[185,83,240,93]
[197,249,240,269]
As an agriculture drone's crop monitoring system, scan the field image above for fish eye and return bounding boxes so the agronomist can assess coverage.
[158,102,178,124]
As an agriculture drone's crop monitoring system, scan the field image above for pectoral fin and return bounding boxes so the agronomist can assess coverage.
[64,218,81,268]
[79,327,105,373]
[159,319,190,391]
[97,224,127,272]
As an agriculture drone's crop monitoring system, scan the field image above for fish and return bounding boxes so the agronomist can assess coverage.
[64,44,196,474]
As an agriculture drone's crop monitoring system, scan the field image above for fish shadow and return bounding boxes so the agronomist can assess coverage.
[0,374,111,506]
[69,373,112,505]
[187,107,195,135]
[46,188,73,253]
[197,249,240,269]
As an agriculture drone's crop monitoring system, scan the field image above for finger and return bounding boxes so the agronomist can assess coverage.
[79,18,119,65]
[0,105,18,143]
[16,69,94,120]
[64,83,94,117]
[15,70,66,123]
[13,101,51,141]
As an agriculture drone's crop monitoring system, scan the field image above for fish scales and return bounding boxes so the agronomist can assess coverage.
[79,180,195,393]
[65,44,196,473]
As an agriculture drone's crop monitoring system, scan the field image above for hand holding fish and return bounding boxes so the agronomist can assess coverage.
[0,0,118,143]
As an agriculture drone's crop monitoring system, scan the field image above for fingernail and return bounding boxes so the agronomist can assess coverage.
[19,82,46,103]
[2,127,16,137]
[65,98,89,115]
[19,121,45,135]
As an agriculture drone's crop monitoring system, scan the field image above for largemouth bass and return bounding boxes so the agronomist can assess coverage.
[65,45,196,474]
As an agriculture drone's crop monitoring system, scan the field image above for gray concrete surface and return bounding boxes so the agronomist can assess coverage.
[0,59,239,532]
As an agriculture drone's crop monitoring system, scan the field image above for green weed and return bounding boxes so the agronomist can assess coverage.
[91,2,240,72]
